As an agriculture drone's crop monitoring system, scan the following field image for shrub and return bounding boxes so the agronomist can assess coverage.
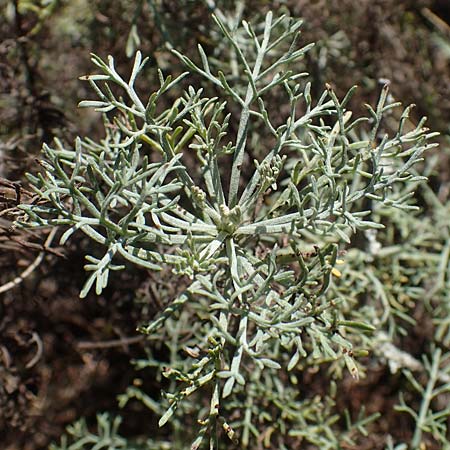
[21,10,445,450]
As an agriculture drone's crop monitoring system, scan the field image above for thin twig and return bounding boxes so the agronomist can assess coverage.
[9,235,66,258]
[25,331,43,369]
[0,227,57,294]
[77,335,145,350]
[421,7,450,37]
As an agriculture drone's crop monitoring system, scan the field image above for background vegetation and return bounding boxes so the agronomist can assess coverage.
[1,1,449,449]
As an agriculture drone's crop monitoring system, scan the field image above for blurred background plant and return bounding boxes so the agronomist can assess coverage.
[1,1,449,449]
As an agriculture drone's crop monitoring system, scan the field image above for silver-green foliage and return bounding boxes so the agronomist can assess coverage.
[23,11,438,449]
[49,414,130,450]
